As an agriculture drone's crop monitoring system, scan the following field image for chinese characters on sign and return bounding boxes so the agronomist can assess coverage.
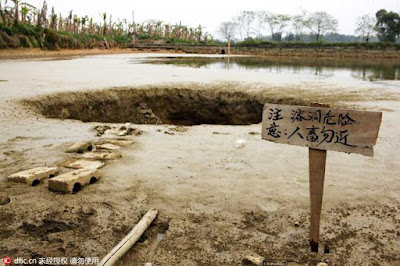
[262,104,382,156]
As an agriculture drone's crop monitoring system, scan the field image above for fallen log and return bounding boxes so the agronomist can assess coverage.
[98,209,159,266]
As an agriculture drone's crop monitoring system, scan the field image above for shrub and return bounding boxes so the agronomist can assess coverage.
[43,28,59,50]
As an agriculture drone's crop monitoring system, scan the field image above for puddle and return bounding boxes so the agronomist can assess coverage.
[156,232,166,242]
[145,221,169,263]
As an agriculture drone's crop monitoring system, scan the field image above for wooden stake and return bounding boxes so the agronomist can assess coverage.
[104,37,110,50]
[308,148,327,252]
[227,38,231,56]
[261,102,382,253]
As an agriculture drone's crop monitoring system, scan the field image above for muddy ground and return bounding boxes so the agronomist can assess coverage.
[0,53,399,266]
[0,48,182,60]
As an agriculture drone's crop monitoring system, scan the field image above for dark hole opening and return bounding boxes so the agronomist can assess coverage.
[88,145,93,151]
[138,234,148,243]
[73,183,82,193]
[89,177,97,184]
[158,222,170,234]
[324,245,330,254]
[31,180,40,186]
[49,174,55,178]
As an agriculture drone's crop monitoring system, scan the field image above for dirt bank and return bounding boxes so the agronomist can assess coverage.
[2,44,400,61]
[231,46,400,59]
[0,48,179,60]
[128,44,400,59]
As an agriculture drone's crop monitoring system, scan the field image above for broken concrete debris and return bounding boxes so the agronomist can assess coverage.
[117,123,143,136]
[65,141,94,153]
[8,167,59,186]
[168,126,188,133]
[81,151,122,160]
[96,138,134,147]
[48,169,101,193]
[93,123,143,137]
[93,125,112,136]
[8,135,127,193]
[97,143,121,150]
[60,159,105,170]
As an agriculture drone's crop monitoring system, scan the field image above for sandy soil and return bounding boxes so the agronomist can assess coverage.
[0,54,399,266]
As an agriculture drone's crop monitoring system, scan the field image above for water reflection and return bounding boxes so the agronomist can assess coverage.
[140,56,400,82]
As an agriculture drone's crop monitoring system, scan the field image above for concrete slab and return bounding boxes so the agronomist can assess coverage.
[8,167,59,186]
[97,143,121,150]
[81,151,122,160]
[65,141,94,153]
[97,138,134,146]
[60,159,105,169]
[48,169,101,193]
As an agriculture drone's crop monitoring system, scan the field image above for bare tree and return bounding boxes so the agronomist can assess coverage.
[234,11,255,41]
[265,13,291,42]
[12,0,19,25]
[355,14,376,42]
[254,11,267,39]
[303,11,338,42]
[291,12,306,41]
[219,21,237,55]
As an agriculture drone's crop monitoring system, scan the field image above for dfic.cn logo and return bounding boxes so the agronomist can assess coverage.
[1,256,12,265]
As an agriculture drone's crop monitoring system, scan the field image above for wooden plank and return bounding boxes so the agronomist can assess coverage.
[262,104,382,156]
[309,148,327,252]
[99,209,159,266]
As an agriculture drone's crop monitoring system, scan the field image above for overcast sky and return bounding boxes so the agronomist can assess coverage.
[27,0,400,36]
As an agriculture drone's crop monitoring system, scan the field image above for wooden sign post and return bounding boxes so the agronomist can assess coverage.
[261,103,382,252]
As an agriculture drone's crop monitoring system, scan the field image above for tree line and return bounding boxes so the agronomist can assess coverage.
[1,0,399,49]
[219,10,400,44]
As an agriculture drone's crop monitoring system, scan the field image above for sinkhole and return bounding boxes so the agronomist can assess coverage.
[23,86,308,126]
